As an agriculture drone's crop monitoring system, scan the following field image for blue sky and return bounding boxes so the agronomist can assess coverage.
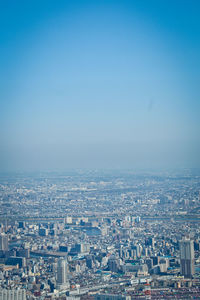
[0,0,200,171]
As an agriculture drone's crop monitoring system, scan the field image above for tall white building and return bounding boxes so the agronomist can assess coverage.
[56,258,70,290]
[180,238,194,278]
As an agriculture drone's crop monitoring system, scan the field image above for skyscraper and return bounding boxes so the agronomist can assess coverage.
[56,258,69,290]
[0,233,8,251]
[180,238,194,278]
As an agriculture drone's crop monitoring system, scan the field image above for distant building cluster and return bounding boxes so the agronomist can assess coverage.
[0,170,200,299]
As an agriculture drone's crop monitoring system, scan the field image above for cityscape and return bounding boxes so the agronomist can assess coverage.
[0,169,200,299]
[1,0,200,299]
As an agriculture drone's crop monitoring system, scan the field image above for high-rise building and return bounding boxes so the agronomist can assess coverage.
[56,258,70,290]
[108,255,120,272]
[180,238,194,278]
[0,233,8,251]
[0,288,26,300]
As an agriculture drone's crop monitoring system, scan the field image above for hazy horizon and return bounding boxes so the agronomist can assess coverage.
[1,0,200,172]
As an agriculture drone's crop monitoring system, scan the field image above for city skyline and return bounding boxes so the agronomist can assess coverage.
[0,170,200,298]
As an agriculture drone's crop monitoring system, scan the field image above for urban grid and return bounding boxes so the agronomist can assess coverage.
[0,169,200,299]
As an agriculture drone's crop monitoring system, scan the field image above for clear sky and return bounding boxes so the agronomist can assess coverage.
[0,0,200,171]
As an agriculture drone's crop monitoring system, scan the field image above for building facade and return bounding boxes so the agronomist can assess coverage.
[180,238,194,278]
[0,289,26,300]
[57,258,70,290]
[0,234,8,251]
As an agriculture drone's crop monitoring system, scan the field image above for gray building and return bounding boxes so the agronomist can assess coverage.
[0,234,8,251]
[180,238,194,278]
[56,258,70,290]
